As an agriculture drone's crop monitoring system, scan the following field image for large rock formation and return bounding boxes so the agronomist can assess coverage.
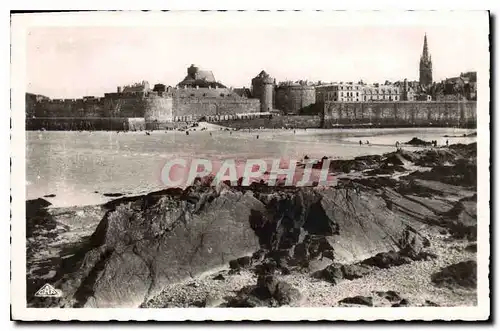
[31,186,263,308]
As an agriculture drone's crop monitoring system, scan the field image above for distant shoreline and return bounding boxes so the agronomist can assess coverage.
[25,123,477,132]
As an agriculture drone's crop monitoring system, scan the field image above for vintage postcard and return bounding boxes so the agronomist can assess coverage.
[10,10,490,321]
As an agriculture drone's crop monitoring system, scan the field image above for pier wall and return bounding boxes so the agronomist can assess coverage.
[322,101,477,128]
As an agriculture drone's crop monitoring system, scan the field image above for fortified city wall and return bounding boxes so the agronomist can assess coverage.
[275,85,316,115]
[26,90,260,130]
[322,101,477,128]
[172,98,260,121]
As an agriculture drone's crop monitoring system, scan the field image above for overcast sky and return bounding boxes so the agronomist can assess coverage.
[23,12,488,98]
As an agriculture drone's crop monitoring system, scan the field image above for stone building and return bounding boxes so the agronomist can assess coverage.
[251,70,275,112]
[177,64,226,89]
[275,82,316,114]
[399,79,416,101]
[315,83,364,102]
[120,81,151,97]
[419,34,433,87]
[363,84,400,101]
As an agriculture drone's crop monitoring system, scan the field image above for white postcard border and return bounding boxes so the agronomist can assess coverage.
[10,10,491,321]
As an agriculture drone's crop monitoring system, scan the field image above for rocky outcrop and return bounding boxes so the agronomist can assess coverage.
[31,185,263,308]
[313,263,372,284]
[431,260,477,289]
[227,275,303,307]
[405,137,432,146]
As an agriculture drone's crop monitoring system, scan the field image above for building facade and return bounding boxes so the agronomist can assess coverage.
[315,83,364,102]
[399,79,416,101]
[363,84,400,101]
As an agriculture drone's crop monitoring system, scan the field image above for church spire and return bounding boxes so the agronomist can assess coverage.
[422,33,429,60]
[419,33,433,87]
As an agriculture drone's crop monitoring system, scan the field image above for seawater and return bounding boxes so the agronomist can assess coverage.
[26,127,475,207]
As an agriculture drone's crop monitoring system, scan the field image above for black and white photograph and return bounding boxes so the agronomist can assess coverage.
[9,10,490,321]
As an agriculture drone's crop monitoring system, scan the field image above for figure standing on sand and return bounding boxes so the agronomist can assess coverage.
[446,139,449,147]
[396,141,400,151]
[359,140,362,146]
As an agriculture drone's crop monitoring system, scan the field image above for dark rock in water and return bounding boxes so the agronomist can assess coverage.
[339,296,373,306]
[43,194,56,198]
[405,137,432,146]
[44,185,263,308]
[392,298,410,307]
[431,260,477,289]
[376,290,402,303]
[103,193,124,197]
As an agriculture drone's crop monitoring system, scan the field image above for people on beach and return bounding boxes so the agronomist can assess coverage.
[359,140,362,146]
[446,139,449,147]
[256,135,259,139]
[396,141,400,151]
[366,140,370,145]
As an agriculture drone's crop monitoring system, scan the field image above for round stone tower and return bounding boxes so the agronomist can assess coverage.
[251,70,274,112]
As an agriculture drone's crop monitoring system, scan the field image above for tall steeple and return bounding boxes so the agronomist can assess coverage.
[422,34,429,60]
[419,33,433,87]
